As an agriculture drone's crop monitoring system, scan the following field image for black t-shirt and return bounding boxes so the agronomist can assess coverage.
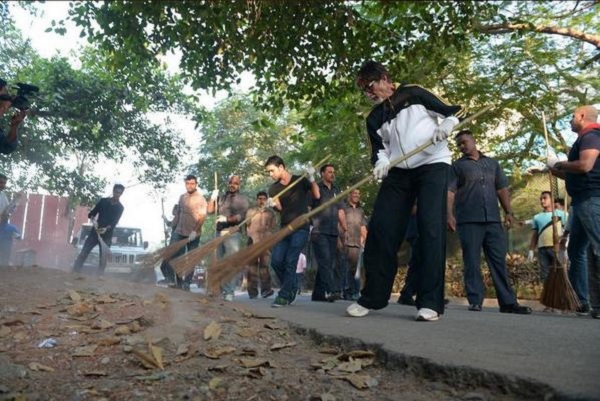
[566,127,600,205]
[268,175,312,228]
[88,197,124,236]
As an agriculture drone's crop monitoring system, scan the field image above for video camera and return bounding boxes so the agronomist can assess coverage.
[0,78,39,111]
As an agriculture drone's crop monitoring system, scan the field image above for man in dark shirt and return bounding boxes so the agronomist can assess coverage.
[447,130,530,314]
[549,105,600,318]
[311,164,347,302]
[207,174,249,301]
[73,184,125,275]
[265,155,320,307]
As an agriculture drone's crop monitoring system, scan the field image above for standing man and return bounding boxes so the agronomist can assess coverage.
[171,175,207,290]
[73,184,125,275]
[526,191,567,281]
[0,79,27,155]
[0,215,21,265]
[348,61,463,321]
[245,191,276,299]
[207,175,249,301]
[311,164,348,302]
[341,189,367,301]
[548,105,600,318]
[265,155,320,307]
[447,130,531,314]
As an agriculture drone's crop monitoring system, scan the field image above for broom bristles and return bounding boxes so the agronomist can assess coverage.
[170,230,239,277]
[207,216,309,293]
[136,238,189,267]
[540,266,580,311]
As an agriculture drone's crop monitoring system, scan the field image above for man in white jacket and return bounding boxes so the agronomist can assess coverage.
[347,61,464,322]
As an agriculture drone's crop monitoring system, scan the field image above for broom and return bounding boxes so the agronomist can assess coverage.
[169,154,333,278]
[207,106,494,292]
[540,111,580,311]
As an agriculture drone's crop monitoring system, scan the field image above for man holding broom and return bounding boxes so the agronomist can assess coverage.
[548,105,600,318]
[207,175,249,301]
[347,61,464,321]
[73,184,125,275]
[265,155,320,307]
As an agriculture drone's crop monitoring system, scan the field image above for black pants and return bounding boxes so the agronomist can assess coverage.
[312,233,339,297]
[359,163,448,314]
[73,231,112,275]
[400,235,419,299]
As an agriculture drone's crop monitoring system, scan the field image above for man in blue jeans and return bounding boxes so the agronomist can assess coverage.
[549,105,600,318]
[265,155,320,307]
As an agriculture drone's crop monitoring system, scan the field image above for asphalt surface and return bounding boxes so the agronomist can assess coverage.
[233,292,600,401]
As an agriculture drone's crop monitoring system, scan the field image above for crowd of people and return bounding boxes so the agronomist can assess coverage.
[1,61,598,322]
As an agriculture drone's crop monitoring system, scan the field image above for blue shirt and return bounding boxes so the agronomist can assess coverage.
[0,223,20,244]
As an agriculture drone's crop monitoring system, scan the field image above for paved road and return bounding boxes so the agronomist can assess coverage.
[233,293,600,400]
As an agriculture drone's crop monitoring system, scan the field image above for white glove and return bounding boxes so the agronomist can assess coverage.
[546,151,560,169]
[188,230,197,242]
[216,215,227,223]
[433,117,459,144]
[266,198,275,208]
[373,156,391,180]
[305,166,316,183]
[210,189,219,202]
[527,250,535,263]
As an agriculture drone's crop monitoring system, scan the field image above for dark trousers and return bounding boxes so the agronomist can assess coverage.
[271,228,309,301]
[312,233,339,297]
[73,231,112,274]
[344,246,361,297]
[169,232,200,284]
[537,247,557,282]
[457,222,517,307]
[359,163,448,314]
[400,235,419,300]
[247,246,272,298]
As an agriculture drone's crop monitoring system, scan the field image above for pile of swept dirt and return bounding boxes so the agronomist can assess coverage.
[0,266,521,401]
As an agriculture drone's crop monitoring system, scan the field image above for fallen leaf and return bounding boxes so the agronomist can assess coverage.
[341,374,378,390]
[270,342,297,351]
[339,350,376,361]
[239,358,270,368]
[67,290,82,302]
[132,349,160,369]
[95,294,117,303]
[240,347,258,356]
[149,344,164,370]
[264,322,284,330]
[203,321,222,341]
[208,364,229,372]
[72,344,98,357]
[13,331,28,341]
[319,347,339,355]
[335,360,363,373]
[0,326,11,338]
[220,317,237,323]
[208,377,222,390]
[2,319,25,326]
[28,362,55,372]
[66,302,92,316]
[203,346,236,359]
[176,343,190,356]
[83,370,107,376]
[154,293,170,305]
[114,325,131,336]
[96,337,121,346]
[237,328,258,338]
[91,319,115,330]
[129,321,142,333]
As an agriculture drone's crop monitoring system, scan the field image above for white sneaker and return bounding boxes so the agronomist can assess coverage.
[346,302,369,317]
[224,294,234,302]
[415,308,439,322]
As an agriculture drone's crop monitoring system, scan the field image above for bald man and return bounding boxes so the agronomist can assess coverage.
[207,174,249,301]
[549,105,600,318]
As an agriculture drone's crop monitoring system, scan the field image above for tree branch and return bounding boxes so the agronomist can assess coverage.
[476,22,600,48]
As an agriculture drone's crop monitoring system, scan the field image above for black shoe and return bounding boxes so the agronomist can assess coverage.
[249,295,257,299]
[468,304,482,312]
[261,289,275,299]
[591,310,599,319]
[326,292,341,303]
[444,298,450,305]
[397,297,416,306]
[312,293,328,302]
[576,304,591,316]
[500,304,532,314]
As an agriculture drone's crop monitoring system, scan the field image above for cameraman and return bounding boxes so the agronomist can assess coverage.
[0,79,27,155]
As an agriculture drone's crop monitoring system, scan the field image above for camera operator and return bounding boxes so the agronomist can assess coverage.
[0,79,28,155]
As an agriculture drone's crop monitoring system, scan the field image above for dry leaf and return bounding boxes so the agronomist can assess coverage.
[96,337,121,346]
[28,362,55,372]
[2,319,25,326]
[270,342,297,351]
[66,302,92,316]
[67,290,82,302]
[237,328,258,338]
[149,344,164,370]
[13,331,28,341]
[208,364,229,372]
[335,360,363,373]
[0,326,11,338]
[220,317,237,323]
[83,370,108,376]
[203,321,222,341]
[240,347,258,356]
[132,349,160,369]
[339,350,376,361]
[342,374,378,389]
[91,319,115,330]
[204,346,236,359]
[72,344,98,357]
[208,377,222,390]
[114,325,131,336]
[95,294,117,303]
[319,347,339,355]
[130,321,142,333]
[239,358,269,368]
[154,293,170,305]
[176,343,190,356]
[264,322,284,330]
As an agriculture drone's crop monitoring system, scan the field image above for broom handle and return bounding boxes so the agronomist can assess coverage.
[542,111,560,255]
[293,105,495,223]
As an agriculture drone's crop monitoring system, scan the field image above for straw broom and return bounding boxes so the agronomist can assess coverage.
[540,111,580,311]
[169,154,333,278]
[207,106,494,292]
